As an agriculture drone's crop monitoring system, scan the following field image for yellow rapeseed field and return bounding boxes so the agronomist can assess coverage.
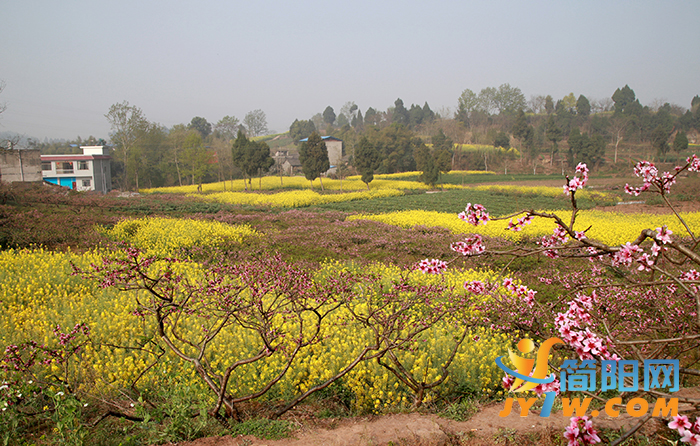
[140,171,490,195]
[0,248,511,412]
[189,188,403,208]
[100,217,259,255]
[348,209,700,246]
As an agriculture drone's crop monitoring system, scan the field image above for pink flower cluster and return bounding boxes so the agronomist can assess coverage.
[610,232,670,272]
[655,225,673,244]
[538,226,570,258]
[534,374,561,396]
[554,292,617,360]
[507,214,534,232]
[53,323,90,347]
[501,372,560,396]
[501,373,515,390]
[688,154,700,172]
[611,242,643,268]
[564,416,601,446]
[464,280,487,294]
[563,163,589,195]
[451,234,486,256]
[669,415,700,445]
[680,269,700,295]
[502,277,537,307]
[417,258,448,274]
[625,160,677,196]
[458,203,490,226]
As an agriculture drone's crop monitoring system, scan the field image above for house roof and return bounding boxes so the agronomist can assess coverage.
[298,136,342,142]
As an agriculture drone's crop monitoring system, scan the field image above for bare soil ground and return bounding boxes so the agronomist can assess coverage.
[163,400,670,446]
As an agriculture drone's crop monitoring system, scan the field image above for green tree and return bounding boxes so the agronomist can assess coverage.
[289,119,316,143]
[673,131,689,153]
[213,115,240,141]
[576,95,591,118]
[568,128,606,169]
[422,102,435,122]
[477,87,497,115]
[167,124,190,186]
[243,110,268,137]
[231,129,274,191]
[511,110,530,149]
[351,110,364,129]
[336,113,349,127]
[545,114,562,164]
[189,117,212,139]
[354,136,381,190]
[409,104,423,127]
[340,102,358,122]
[299,131,330,190]
[493,83,526,115]
[323,106,336,127]
[612,85,641,115]
[560,93,577,113]
[545,95,554,114]
[180,131,213,187]
[105,101,149,191]
[364,107,380,126]
[493,132,510,149]
[651,125,671,159]
[457,88,479,126]
[392,98,409,126]
[413,130,452,187]
[431,129,454,173]
[367,124,419,173]
[416,149,439,187]
[131,122,168,189]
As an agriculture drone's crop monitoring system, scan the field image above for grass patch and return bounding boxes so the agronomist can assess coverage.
[227,419,294,440]
[310,188,605,216]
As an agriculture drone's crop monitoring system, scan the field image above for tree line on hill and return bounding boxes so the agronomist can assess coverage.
[14,84,700,191]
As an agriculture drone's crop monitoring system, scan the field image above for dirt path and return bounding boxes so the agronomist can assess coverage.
[165,401,664,446]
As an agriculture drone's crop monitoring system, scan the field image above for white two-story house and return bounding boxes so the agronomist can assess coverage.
[41,146,112,193]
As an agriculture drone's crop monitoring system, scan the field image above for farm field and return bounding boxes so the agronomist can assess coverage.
[1,167,699,446]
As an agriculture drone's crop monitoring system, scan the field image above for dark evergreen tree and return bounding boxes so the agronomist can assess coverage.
[231,129,274,191]
[511,110,530,145]
[673,132,689,153]
[323,106,336,126]
[612,85,641,115]
[299,131,330,190]
[546,114,562,162]
[289,119,316,143]
[351,110,364,129]
[354,136,381,189]
[189,116,212,139]
[422,102,435,122]
[365,107,378,126]
[576,95,591,118]
[392,98,409,126]
[493,132,510,149]
[409,104,423,127]
[545,95,554,114]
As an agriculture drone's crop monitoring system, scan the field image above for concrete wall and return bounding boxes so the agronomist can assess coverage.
[325,140,342,166]
[0,149,42,183]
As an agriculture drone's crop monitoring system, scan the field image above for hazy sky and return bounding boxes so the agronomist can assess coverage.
[1,1,699,141]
